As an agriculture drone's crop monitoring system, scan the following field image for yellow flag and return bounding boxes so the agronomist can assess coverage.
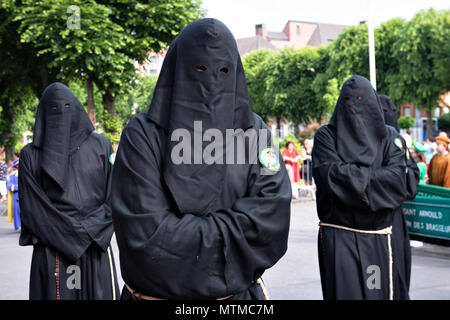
[7,190,13,223]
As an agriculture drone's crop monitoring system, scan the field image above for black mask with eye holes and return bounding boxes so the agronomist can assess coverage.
[33,82,94,190]
[146,18,255,215]
[147,18,253,133]
[329,75,387,167]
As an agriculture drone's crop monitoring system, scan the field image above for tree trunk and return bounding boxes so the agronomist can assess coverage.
[294,121,300,138]
[426,109,435,140]
[4,146,14,163]
[39,64,49,93]
[1,100,15,162]
[276,116,281,139]
[102,90,115,116]
[86,78,96,127]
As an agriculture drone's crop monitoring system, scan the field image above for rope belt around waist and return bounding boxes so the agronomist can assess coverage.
[125,283,233,300]
[125,278,269,301]
[319,222,393,300]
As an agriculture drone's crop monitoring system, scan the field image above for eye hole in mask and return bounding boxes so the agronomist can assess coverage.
[51,106,57,110]
[65,104,70,108]
[195,65,207,72]
[220,67,229,74]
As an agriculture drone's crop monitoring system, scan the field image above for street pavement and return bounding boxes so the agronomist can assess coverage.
[0,198,449,300]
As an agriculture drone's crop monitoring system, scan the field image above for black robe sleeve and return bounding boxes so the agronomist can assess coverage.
[77,138,114,252]
[18,146,92,262]
[111,118,291,299]
[312,126,408,212]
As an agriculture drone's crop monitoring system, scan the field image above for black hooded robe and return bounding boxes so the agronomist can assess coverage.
[111,18,291,300]
[313,75,411,300]
[379,94,419,299]
[19,83,120,300]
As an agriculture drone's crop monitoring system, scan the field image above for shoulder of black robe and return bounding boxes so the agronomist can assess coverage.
[111,111,291,299]
[19,132,115,262]
[313,124,408,228]
[378,94,419,199]
[32,82,94,190]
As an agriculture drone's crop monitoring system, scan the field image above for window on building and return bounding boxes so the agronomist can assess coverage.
[296,25,300,35]
[434,107,441,117]
[404,106,411,117]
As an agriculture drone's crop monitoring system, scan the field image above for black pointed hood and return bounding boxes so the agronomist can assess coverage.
[33,82,94,190]
[146,18,254,215]
[329,75,387,166]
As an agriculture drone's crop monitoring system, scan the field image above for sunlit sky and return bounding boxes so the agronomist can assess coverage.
[202,0,450,39]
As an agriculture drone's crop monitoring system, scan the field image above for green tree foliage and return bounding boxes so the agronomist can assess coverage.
[115,75,159,126]
[243,47,325,136]
[264,48,321,127]
[0,0,204,153]
[398,116,416,130]
[0,1,40,161]
[243,10,449,140]
[16,0,138,123]
[387,9,450,139]
[326,24,370,86]
[375,18,406,96]
[92,0,204,119]
[242,49,274,121]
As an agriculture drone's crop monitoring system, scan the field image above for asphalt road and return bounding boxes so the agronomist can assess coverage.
[0,199,449,300]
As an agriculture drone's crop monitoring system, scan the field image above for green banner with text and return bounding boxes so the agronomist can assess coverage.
[402,196,450,240]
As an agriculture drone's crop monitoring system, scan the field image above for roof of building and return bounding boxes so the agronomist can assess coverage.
[316,23,347,44]
[266,31,288,41]
[236,35,277,56]
[283,20,348,45]
[236,20,349,55]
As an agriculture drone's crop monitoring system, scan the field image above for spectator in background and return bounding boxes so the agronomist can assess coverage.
[0,155,7,202]
[423,137,437,164]
[6,159,20,231]
[282,141,302,199]
[428,135,450,188]
[402,129,413,150]
[438,131,450,152]
[301,139,314,197]
[7,153,19,174]
[412,141,428,184]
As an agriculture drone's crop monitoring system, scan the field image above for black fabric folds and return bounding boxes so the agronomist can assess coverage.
[112,18,291,299]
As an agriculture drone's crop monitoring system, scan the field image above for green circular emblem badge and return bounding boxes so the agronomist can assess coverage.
[109,153,116,165]
[259,147,280,172]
